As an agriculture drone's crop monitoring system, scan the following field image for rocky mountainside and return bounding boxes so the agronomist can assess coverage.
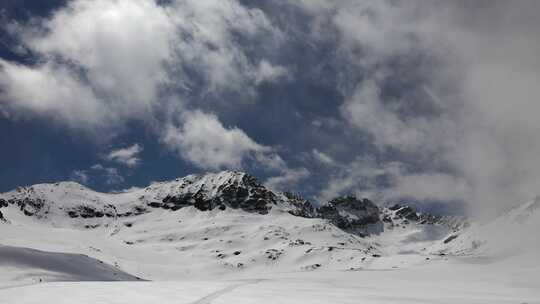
[0,171,457,233]
[0,171,478,282]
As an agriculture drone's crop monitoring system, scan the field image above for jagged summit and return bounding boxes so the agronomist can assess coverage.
[144,170,280,214]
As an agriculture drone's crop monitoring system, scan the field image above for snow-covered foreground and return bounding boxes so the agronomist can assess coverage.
[1,258,539,304]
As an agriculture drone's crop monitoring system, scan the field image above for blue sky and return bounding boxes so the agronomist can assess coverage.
[1,1,539,214]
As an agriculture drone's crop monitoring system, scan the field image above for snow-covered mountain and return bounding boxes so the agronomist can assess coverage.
[1,171,539,303]
[0,171,464,279]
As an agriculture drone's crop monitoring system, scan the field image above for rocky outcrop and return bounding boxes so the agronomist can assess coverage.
[283,192,316,218]
[66,204,146,219]
[394,205,419,221]
[7,198,47,217]
[317,196,380,231]
[146,172,277,214]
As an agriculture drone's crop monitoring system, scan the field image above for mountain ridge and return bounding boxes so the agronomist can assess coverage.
[0,170,456,233]
[1,170,536,285]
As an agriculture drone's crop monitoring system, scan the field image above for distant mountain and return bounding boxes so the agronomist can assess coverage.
[0,171,457,232]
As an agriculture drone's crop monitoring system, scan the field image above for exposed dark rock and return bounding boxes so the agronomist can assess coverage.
[388,204,402,211]
[317,196,380,230]
[12,198,45,218]
[418,213,442,225]
[65,205,119,219]
[147,202,162,208]
[382,215,393,223]
[284,192,316,218]
[265,249,283,260]
[395,206,419,221]
[443,234,459,244]
[289,239,311,246]
[159,173,275,214]
[0,199,7,208]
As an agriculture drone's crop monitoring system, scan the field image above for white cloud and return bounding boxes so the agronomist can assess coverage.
[382,169,471,204]
[291,1,540,212]
[0,0,282,129]
[0,60,105,128]
[162,110,269,169]
[1,0,176,130]
[0,0,289,178]
[312,149,335,166]
[105,144,143,167]
[341,79,425,151]
[318,158,471,204]
[90,164,104,171]
[253,60,289,85]
[265,168,310,192]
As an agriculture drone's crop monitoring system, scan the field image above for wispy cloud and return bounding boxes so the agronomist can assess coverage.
[105,144,143,168]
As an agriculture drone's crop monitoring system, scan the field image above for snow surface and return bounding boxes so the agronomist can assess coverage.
[1,174,539,303]
[0,245,139,288]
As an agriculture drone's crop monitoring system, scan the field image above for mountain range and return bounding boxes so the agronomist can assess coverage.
[1,171,539,303]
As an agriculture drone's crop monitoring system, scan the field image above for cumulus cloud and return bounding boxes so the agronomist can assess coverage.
[1,0,175,130]
[0,0,289,178]
[0,60,105,128]
[0,0,282,128]
[253,60,289,85]
[105,144,143,168]
[163,110,270,169]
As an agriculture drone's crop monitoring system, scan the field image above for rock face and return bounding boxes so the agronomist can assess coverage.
[283,192,316,218]
[394,206,419,221]
[317,196,380,230]
[147,172,279,214]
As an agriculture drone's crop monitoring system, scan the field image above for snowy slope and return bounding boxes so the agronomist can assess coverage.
[431,197,540,259]
[0,245,139,288]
